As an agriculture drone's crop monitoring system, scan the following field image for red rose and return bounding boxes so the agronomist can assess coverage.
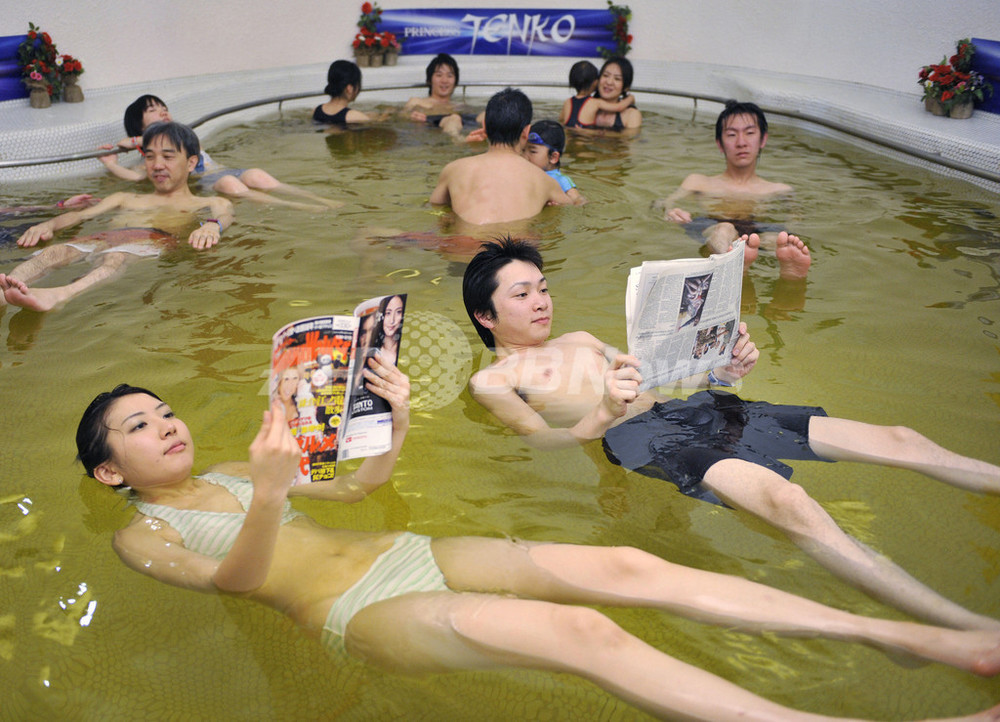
[28,31,37,40]
[361,2,373,13]
[626,34,633,43]
[941,90,954,101]
[42,33,51,44]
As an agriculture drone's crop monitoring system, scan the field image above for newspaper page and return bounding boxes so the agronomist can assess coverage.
[339,293,407,461]
[626,242,744,390]
[270,315,358,484]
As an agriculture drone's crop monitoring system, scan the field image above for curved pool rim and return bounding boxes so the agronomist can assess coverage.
[2,57,999,190]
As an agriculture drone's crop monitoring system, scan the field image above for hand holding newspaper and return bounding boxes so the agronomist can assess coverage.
[626,241,744,391]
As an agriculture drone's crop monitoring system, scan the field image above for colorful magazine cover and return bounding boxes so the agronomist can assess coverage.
[269,294,406,483]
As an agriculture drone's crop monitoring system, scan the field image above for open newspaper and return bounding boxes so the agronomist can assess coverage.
[269,293,406,484]
[625,242,743,391]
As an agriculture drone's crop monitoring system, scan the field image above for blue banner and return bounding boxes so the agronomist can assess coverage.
[381,9,615,57]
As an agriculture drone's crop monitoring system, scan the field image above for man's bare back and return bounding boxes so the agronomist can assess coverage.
[430,147,569,225]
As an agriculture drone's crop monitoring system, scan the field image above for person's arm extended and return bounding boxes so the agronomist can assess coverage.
[544,174,574,207]
[566,187,587,206]
[98,146,146,182]
[17,193,128,247]
[187,198,235,250]
[429,165,452,206]
[290,354,410,502]
[470,349,641,450]
[659,175,708,223]
[593,93,634,113]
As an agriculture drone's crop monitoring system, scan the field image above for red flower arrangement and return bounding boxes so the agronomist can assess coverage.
[17,22,85,99]
[598,1,632,59]
[357,1,383,34]
[352,3,401,56]
[918,39,992,113]
[58,54,84,76]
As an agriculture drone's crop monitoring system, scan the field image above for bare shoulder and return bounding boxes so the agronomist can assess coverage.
[679,174,713,192]
[469,356,517,395]
[760,178,793,195]
[207,195,234,214]
[114,510,183,552]
[554,330,603,348]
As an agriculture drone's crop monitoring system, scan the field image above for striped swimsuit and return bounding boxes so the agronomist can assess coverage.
[132,473,450,647]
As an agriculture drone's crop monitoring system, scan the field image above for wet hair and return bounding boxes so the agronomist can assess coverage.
[325,59,362,98]
[463,236,544,349]
[142,121,200,159]
[77,384,163,480]
[484,88,533,147]
[528,120,565,164]
[123,94,167,136]
[569,60,599,93]
[372,294,406,350]
[715,100,768,142]
[425,53,459,93]
[596,57,633,97]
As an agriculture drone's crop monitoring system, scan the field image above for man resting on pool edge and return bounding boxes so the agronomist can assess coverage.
[462,236,1000,631]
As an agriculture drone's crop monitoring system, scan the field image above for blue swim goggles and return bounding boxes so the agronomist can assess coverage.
[527,132,557,152]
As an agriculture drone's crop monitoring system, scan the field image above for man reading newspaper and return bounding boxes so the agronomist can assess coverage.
[461,236,1000,631]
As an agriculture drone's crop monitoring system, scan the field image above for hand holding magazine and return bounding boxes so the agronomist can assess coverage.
[626,242,744,390]
[269,293,406,484]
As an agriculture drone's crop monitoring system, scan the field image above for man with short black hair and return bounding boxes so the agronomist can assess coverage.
[429,88,571,226]
[1,122,233,312]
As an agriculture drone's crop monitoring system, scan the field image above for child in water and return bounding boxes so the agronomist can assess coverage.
[523,120,585,205]
[559,59,634,129]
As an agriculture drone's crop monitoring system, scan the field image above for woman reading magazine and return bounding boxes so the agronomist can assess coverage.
[77,362,1000,722]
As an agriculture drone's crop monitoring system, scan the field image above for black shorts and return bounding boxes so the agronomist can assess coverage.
[683,216,785,243]
[603,390,830,505]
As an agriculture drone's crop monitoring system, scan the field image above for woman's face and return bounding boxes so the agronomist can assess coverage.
[278,368,300,400]
[141,102,172,131]
[598,64,625,100]
[100,393,194,489]
[382,296,404,338]
[430,65,456,99]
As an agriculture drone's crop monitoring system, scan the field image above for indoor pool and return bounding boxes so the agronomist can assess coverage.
[1,96,998,720]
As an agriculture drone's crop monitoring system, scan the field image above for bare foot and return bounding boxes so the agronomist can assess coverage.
[0,274,62,312]
[775,231,811,279]
[740,233,760,271]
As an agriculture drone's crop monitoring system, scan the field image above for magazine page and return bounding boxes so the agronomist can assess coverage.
[626,242,744,390]
[270,315,358,484]
[339,293,407,461]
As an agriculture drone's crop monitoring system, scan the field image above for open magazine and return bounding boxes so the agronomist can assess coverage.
[269,293,406,484]
[625,242,743,391]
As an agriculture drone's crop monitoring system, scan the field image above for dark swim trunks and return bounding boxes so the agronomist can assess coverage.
[683,217,785,243]
[603,390,830,506]
[425,113,480,129]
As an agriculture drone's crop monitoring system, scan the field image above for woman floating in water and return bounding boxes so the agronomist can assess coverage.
[77,367,1000,722]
